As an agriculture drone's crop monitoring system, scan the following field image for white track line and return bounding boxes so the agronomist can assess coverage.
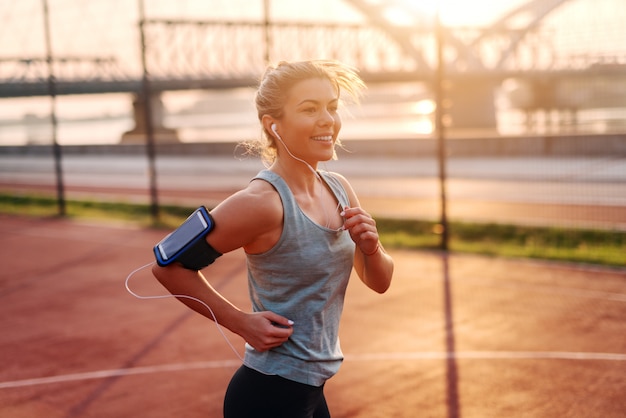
[1,351,625,389]
[345,351,626,362]
[0,359,241,389]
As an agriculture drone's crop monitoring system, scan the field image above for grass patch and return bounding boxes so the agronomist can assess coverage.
[378,218,625,267]
[0,193,193,229]
[1,193,624,267]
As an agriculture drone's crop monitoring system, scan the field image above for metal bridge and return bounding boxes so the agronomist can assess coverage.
[1,0,625,133]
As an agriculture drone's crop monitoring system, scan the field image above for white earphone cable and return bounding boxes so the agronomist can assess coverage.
[124,262,245,363]
[271,125,343,230]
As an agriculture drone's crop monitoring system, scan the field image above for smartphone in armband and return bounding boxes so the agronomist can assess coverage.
[153,206,216,267]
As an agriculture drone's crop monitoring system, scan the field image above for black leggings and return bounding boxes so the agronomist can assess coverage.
[223,365,331,418]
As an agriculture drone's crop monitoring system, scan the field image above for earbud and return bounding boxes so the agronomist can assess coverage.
[268,121,320,181]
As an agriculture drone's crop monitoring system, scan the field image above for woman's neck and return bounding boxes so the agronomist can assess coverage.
[270,158,320,194]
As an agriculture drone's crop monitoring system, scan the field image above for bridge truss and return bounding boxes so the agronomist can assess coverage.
[1,0,624,98]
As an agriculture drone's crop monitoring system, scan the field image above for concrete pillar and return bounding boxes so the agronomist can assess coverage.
[446,79,498,134]
[121,92,179,143]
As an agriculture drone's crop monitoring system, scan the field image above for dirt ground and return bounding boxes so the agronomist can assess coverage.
[0,214,625,417]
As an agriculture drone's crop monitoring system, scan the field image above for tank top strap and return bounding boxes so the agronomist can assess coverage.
[252,170,299,219]
[318,171,351,209]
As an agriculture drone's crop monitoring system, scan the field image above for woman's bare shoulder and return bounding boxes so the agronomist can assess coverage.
[206,178,283,252]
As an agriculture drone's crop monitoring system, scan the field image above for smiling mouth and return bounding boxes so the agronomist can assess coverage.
[311,135,333,142]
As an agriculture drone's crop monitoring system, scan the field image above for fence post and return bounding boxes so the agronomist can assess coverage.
[138,0,160,223]
[263,0,271,63]
[435,6,449,251]
[42,0,65,217]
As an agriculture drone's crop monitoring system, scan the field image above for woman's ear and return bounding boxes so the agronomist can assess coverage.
[261,115,275,136]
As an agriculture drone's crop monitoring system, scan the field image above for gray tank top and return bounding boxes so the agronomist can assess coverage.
[244,169,355,386]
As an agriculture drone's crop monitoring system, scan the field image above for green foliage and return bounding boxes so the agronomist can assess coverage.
[1,193,623,267]
[0,194,196,229]
[374,218,624,267]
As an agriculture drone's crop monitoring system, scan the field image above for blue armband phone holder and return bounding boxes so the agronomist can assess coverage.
[153,206,222,270]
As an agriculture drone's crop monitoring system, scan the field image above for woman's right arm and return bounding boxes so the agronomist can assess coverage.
[151,180,293,352]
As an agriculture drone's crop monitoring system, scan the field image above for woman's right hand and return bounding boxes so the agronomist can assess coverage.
[239,311,294,352]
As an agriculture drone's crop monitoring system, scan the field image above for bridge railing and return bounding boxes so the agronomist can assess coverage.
[141,19,425,79]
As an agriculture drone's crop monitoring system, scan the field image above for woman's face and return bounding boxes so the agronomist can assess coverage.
[276,77,342,165]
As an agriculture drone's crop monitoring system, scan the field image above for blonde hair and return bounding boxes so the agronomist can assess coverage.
[243,60,365,165]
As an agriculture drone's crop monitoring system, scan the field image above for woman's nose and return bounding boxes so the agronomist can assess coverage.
[319,110,335,126]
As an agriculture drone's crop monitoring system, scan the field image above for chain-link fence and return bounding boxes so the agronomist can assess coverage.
[0,0,624,266]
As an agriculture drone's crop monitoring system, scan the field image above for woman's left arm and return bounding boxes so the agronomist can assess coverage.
[342,205,394,293]
[334,173,394,293]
